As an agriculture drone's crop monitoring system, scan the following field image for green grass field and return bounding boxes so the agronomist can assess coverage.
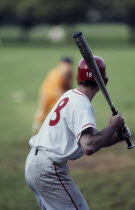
[0,24,135,210]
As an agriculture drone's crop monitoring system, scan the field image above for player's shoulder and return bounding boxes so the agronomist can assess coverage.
[69,89,88,101]
[64,89,91,108]
[71,89,87,98]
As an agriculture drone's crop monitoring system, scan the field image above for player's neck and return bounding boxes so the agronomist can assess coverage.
[77,86,98,102]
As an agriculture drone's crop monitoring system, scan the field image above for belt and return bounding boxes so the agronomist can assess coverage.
[35,148,39,156]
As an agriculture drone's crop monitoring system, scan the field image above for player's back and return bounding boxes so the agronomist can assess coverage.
[30,89,97,163]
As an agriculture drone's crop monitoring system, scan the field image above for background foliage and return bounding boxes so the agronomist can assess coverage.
[0,0,135,25]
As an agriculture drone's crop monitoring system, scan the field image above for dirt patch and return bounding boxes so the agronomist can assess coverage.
[68,151,134,173]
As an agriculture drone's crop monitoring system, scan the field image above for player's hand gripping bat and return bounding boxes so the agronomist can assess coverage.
[73,31,134,149]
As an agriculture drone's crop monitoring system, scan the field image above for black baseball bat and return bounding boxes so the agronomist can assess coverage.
[73,31,134,149]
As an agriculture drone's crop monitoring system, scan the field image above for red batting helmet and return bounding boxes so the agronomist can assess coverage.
[77,56,108,85]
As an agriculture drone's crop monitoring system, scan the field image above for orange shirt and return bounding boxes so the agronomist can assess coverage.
[35,67,72,123]
[40,68,65,98]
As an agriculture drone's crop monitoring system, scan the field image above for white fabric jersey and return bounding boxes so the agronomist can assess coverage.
[29,89,98,163]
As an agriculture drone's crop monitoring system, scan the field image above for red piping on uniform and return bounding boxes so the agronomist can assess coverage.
[53,162,78,210]
[72,90,86,97]
[82,123,96,129]
[77,123,96,138]
[77,133,81,139]
[77,88,87,96]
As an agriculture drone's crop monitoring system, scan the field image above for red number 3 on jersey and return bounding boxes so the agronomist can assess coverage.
[49,97,69,126]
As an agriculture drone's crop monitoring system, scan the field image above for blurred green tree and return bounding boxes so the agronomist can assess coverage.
[0,0,134,25]
[0,0,135,42]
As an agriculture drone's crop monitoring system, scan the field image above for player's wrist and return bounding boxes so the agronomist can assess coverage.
[108,123,118,134]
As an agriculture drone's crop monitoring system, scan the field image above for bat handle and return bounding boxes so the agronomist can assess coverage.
[111,107,134,149]
[125,138,134,149]
[111,107,118,116]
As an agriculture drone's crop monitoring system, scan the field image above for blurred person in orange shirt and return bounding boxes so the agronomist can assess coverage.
[32,57,74,134]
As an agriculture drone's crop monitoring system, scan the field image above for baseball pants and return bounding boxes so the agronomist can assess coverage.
[25,148,90,210]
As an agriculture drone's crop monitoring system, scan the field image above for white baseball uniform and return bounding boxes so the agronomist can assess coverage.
[25,88,98,210]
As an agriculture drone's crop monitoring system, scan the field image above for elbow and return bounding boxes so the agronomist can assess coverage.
[83,146,96,156]
[80,135,101,156]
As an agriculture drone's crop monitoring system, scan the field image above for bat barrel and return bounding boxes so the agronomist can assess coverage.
[73,31,114,110]
[73,32,82,38]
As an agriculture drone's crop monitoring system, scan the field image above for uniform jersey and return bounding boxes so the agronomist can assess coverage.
[30,89,98,163]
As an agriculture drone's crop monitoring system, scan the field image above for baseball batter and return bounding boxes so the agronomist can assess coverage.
[25,56,131,210]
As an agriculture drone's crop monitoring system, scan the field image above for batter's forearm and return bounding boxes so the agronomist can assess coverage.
[89,125,118,152]
[103,133,122,147]
[80,125,119,155]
